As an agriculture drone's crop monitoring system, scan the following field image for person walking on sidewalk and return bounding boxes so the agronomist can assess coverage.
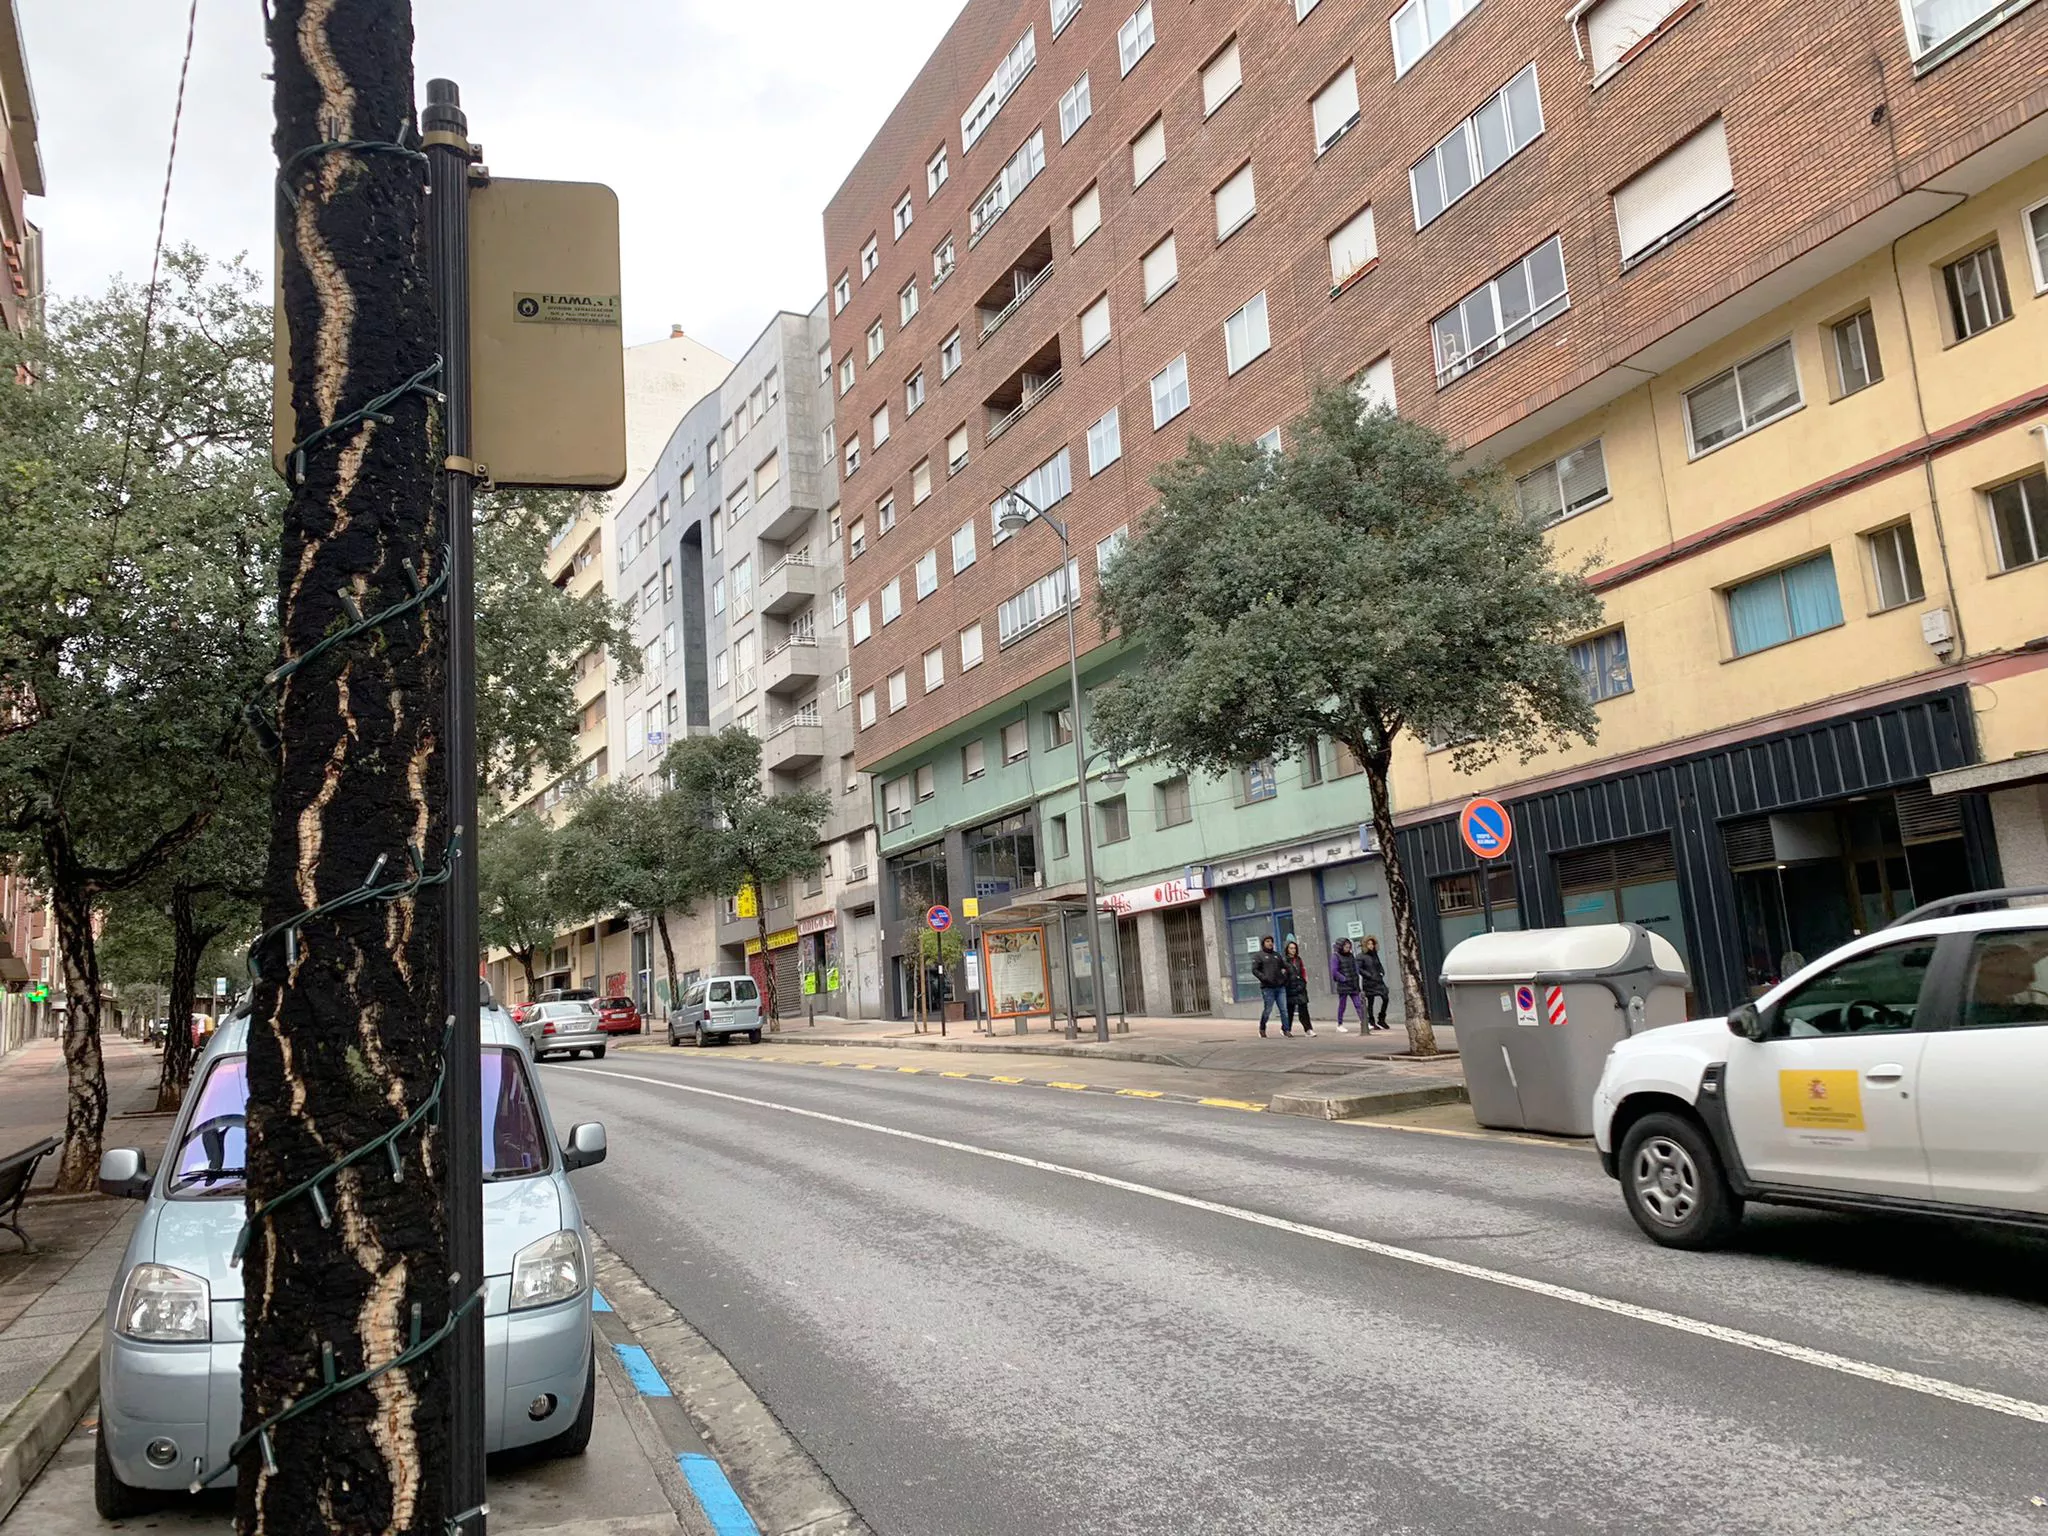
[1283,940,1315,1037]
[1330,938,1365,1033]
[1251,936,1288,1037]
[1359,935,1392,1032]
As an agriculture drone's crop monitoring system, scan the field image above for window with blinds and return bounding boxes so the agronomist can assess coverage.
[1517,440,1608,525]
[1215,164,1256,241]
[1614,119,1732,266]
[1584,0,1687,76]
[1556,834,1674,893]
[1726,553,1843,657]
[1684,338,1800,455]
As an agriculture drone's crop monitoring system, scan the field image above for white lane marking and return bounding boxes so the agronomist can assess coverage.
[560,1065,2048,1428]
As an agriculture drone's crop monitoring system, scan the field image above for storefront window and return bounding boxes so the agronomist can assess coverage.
[890,843,949,924]
[1224,880,1295,1001]
[966,812,1038,914]
[1435,867,1519,956]
[1319,863,1384,961]
[1554,834,1691,976]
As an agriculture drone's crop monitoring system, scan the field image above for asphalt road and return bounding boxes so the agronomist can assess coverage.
[539,1050,2048,1536]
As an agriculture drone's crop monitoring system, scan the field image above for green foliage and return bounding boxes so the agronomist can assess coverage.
[477,810,575,991]
[1091,384,1603,777]
[661,729,830,900]
[554,778,704,927]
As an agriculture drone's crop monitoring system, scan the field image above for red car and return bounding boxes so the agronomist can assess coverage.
[595,996,643,1035]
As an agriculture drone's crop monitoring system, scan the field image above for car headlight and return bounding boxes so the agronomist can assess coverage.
[509,1231,586,1311]
[116,1263,211,1342]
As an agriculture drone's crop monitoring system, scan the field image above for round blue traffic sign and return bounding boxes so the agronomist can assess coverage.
[926,904,953,931]
[1460,797,1513,860]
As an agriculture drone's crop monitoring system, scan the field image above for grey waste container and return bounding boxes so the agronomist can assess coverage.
[1441,923,1689,1136]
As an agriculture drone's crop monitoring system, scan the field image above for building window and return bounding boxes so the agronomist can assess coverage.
[1118,0,1155,74]
[844,435,861,476]
[913,458,933,504]
[962,25,1038,153]
[1516,440,1608,525]
[1059,74,1092,142]
[851,601,872,644]
[963,738,987,781]
[1087,407,1122,474]
[1411,65,1543,230]
[1257,428,1283,455]
[888,670,908,712]
[707,436,720,469]
[1080,294,1112,357]
[1300,740,1325,787]
[1214,163,1256,242]
[1942,243,2012,341]
[1053,0,1082,33]
[849,516,867,559]
[970,128,1047,245]
[730,557,752,616]
[1328,205,1377,289]
[2026,199,2048,293]
[1433,235,1568,385]
[681,464,697,502]
[1570,628,1633,702]
[948,425,970,474]
[755,451,780,499]
[1684,338,1800,456]
[1141,235,1178,302]
[1151,354,1190,428]
[1312,66,1360,154]
[1727,553,1844,657]
[1988,470,2048,571]
[710,513,724,555]
[900,279,920,326]
[1002,720,1030,763]
[1391,0,1479,75]
[1047,813,1070,859]
[1071,183,1102,248]
[997,559,1080,645]
[923,647,946,692]
[994,448,1072,542]
[832,584,847,626]
[866,320,885,363]
[941,328,963,378]
[907,369,927,414]
[1132,116,1167,186]
[961,622,985,670]
[894,192,914,240]
[1095,525,1129,573]
[915,548,939,599]
[933,237,956,287]
[1613,118,1733,266]
[1584,0,1684,75]
[1831,309,1883,397]
[712,577,726,616]
[1240,760,1278,803]
[714,650,730,688]
[927,144,949,195]
[952,520,977,573]
[1098,795,1131,844]
[1224,292,1271,374]
[871,403,891,448]
[1047,705,1075,748]
[859,689,877,728]
[881,577,902,624]
[861,236,879,280]
[883,776,912,831]
[839,355,855,395]
[1202,38,1242,115]
[1904,0,2026,56]
[1866,522,1925,610]
[1157,776,1192,827]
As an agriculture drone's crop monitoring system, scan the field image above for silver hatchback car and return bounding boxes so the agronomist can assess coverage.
[93,1007,609,1517]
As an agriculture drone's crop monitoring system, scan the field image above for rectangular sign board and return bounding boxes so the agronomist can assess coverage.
[274,177,626,490]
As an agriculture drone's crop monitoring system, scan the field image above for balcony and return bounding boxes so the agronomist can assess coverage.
[983,336,1063,444]
[759,551,820,615]
[760,635,823,695]
[762,708,825,773]
[976,230,1054,348]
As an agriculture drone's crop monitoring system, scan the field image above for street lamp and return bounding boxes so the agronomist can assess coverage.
[998,487,1111,1043]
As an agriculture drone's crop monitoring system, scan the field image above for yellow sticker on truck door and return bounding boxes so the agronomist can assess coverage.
[1779,1069,1866,1143]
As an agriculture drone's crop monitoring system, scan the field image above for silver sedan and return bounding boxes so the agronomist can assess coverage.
[522,1000,609,1062]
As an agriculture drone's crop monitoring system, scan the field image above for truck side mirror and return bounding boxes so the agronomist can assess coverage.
[562,1122,608,1172]
[1727,1003,1768,1042]
[98,1147,151,1200]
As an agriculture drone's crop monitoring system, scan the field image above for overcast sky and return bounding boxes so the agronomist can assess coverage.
[19,0,963,359]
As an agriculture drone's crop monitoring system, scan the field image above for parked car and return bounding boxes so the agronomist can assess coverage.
[1594,888,2048,1249]
[521,1000,608,1062]
[92,1007,609,1517]
[595,995,643,1035]
[541,987,599,1004]
[667,975,765,1047]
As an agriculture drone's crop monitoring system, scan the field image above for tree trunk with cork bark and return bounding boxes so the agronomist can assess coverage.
[243,5,450,1534]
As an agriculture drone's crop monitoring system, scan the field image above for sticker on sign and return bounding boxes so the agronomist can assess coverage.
[513,291,621,326]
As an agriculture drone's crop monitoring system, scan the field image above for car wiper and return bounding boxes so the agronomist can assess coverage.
[170,1166,247,1190]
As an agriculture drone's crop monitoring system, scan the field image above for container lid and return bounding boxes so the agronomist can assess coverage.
[1440,924,1686,985]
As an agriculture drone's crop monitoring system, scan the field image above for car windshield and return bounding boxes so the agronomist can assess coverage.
[167,1048,549,1197]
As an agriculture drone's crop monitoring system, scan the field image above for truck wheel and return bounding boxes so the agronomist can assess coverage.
[695,1023,712,1048]
[748,1028,763,1044]
[1619,1111,1743,1250]
[96,1429,156,1519]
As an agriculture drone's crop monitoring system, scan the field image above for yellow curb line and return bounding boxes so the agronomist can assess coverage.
[1198,1098,1267,1112]
[896,1066,923,1073]
[1340,1119,1588,1149]
[1116,1089,1164,1098]
[1046,1081,1088,1091]
[940,1071,971,1078]
[990,1075,1025,1083]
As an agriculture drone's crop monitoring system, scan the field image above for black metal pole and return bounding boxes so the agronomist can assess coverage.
[1479,861,1496,935]
[424,77,487,1536]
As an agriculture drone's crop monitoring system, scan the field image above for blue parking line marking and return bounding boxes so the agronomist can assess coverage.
[678,1453,761,1535]
[611,1343,672,1397]
[591,1289,613,1312]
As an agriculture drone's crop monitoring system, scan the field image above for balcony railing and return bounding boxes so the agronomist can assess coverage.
[761,633,818,663]
[986,368,1062,444]
[765,548,814,576]
[767,703,822,736]
[978,261,1053,346]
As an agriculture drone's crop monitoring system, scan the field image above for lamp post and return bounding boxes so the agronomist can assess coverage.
[997,487,1110,1043]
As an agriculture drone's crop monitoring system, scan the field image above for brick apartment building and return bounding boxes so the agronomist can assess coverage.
[823,0,2048,1021]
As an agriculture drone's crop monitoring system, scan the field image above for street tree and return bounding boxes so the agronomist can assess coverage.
[554,779,708,1014]
[1091,384,1602,1053]
[663,729,829,1025]
[0,248,278,1189]
[478,809,577,1002]
[908,925,966,1033]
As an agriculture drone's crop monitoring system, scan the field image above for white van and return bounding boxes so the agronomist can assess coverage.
[666,975,765,1047]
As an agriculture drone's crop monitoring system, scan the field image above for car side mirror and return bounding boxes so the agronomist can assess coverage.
[562,1122,607,1172]
[1727,1003,1768,1043]
[98,1147,151,1200]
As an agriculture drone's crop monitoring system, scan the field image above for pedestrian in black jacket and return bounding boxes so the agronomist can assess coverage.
[1359,935,1392,1032]
[1283,940,1314,1036]
[1331,938,1365,1032]
[1250,936,1288,1036]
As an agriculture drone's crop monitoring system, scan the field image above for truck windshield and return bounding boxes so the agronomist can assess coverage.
[167,1048,549,1198]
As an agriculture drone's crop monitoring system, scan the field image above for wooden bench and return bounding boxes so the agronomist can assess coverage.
[0,1136,61,1253]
